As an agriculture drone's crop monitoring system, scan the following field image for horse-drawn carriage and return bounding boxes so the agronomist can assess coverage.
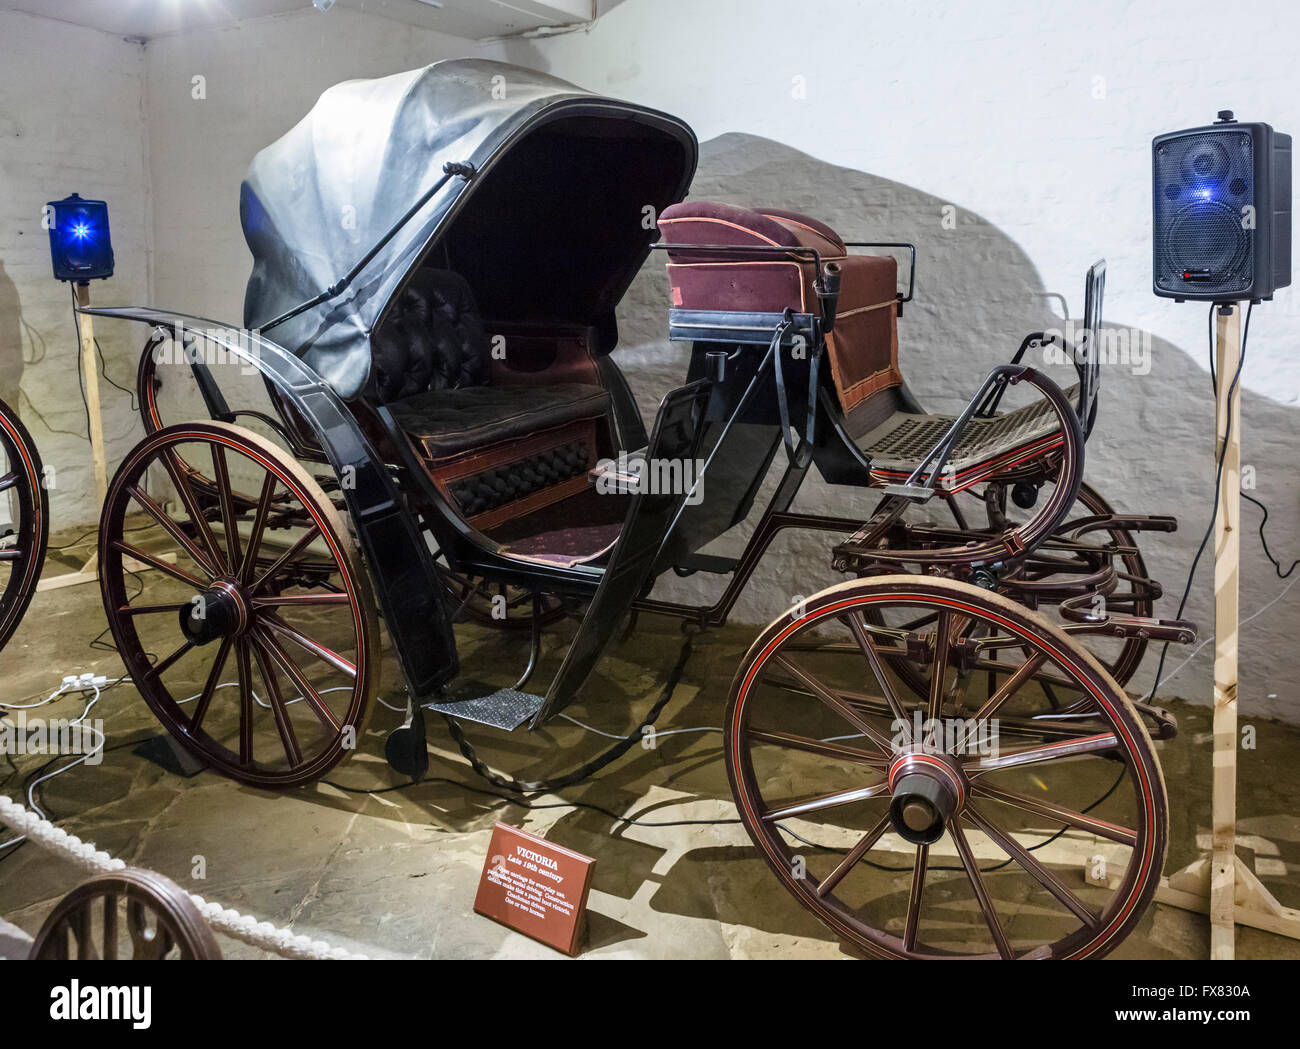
[82,59,1194,959]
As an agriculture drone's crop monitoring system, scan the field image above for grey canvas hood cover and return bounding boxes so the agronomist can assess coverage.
[240,58,696,399]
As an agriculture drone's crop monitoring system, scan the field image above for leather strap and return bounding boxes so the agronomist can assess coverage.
[770,309,820,469]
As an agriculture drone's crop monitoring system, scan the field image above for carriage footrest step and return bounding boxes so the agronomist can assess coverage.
[426,685,545,731]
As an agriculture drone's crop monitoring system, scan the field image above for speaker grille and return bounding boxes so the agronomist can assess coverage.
[1154,130,1254,296]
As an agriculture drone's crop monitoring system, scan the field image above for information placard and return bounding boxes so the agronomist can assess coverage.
[473,823,595,956]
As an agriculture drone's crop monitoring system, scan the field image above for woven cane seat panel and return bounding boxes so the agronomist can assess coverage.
[448,438,591,518]
[861,383,1078,488]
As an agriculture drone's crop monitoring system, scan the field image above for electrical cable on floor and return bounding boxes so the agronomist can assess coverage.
[0,683,108,853]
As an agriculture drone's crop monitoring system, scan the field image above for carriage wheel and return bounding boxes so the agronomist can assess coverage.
[30,868,221,960]
[902,480,1151,687]
[135,333,325,525]
[1049,482,1151,686]
[442,568,567,630]
[726,575,1165,959]
[100,422,378,788]
[0,399,48,652]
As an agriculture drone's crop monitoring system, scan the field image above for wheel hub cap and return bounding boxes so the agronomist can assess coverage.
[178,580,249,644]
[888,746,968,845]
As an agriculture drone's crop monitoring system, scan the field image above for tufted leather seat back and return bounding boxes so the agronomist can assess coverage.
[371,268,491,403]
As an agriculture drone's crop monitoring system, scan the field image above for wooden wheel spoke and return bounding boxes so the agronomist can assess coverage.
[927,610,953,720]
[158,449,224,573]
[843,613,911,737]
[903,843,928,951]
[816,813,892,898]
[964,806,1100,928]
[769,654,893,752]
[974,782,1137,846]
[211,444,242,572]
[763,780,889,823]
[102,894,118,960]
[75,902,96,960]
[146,639,196,681]
[747,728,888,767]
[966,731,1119,775]
[125,484,217,579]
[254,627,343,733]
[898,610,939,631]
[252,592,351,609]
[262,614,357,678]
[117,601,188,618]
[973,652,1049,720]
[238,472,279,585]
[112,541,207,590]
[949,820,1014,959]
[236,639,254,765]
[251,524,321,592]
[189,636,233,734]
[250,637,304,766]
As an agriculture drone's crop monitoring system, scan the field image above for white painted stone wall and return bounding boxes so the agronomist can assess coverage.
[510,0,1300,716]
[0,9,151,529]
[143,6,508,327]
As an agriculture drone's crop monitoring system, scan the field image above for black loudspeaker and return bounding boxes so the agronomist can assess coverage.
[46,192,114,282]
[1152,112,1291,301]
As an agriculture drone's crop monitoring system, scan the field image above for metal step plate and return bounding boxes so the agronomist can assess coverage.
[426,686,545,731]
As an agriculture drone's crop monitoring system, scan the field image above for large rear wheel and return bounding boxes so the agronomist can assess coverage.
[100,422,378,788]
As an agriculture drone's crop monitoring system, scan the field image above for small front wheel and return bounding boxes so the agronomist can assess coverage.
[725,575,1166,959]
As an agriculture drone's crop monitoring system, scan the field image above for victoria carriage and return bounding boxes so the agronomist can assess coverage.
[81,60,1195,959]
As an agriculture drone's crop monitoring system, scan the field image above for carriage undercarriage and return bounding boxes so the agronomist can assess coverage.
[58,58,1198,960]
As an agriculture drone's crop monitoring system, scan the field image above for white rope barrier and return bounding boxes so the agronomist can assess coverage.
[0,795,367,961]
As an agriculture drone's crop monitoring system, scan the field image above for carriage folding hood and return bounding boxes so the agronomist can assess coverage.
[240,59,698,400]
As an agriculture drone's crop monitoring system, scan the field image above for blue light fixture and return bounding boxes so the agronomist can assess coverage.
[47,192,114,282]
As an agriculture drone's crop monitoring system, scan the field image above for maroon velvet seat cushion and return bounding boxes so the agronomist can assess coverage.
[658,200,903,421]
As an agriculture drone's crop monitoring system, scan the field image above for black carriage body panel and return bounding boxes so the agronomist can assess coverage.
[81,307,459,699]
[240,59,697,401]
[597,355,649,453]
[647,342,784,573]
[532,379,714,726]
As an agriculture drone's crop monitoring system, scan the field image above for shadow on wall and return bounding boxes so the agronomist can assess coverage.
[0,260,23,410]
[618,132,1299,717]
